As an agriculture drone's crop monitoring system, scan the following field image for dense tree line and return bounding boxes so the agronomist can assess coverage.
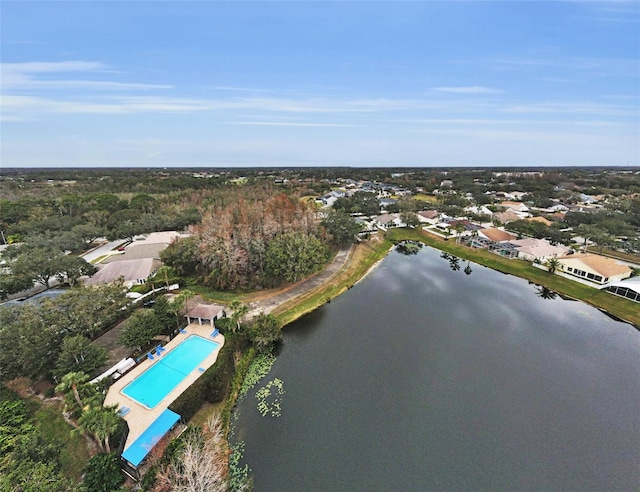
[0,283,129,381]
[162,190,349,290]
[0,387,76,492]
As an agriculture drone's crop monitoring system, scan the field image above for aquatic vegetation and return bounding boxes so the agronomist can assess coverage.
[255,378,285,417]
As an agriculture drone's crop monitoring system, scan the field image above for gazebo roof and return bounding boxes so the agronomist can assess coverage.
[185,303,225,319]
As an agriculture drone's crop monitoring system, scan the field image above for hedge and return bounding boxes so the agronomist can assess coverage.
[168,338,236,422]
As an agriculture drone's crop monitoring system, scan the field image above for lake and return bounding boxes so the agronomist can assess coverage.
[233,246,639,491]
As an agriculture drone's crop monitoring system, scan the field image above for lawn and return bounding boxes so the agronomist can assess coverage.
[412,193,438,203]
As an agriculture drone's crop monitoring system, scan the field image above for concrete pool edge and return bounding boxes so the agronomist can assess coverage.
[104,324,225,453]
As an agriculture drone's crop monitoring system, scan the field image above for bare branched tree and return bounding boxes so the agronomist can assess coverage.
[154,414,230,492]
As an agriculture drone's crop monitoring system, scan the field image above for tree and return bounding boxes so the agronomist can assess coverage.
[264,232,329,284]
[0,305,59,381]
[71,223,105,247]
[129,193,157,213]
[11,247,65,288]
[55,255,97,286]
[160,236,200,277]
[168,290,195,329]
[152,295,178,333]
[399,211,421,229]
[55,371,90,409]
[0,271,33,299]
[156,414,230,492]
[54,335,108,379]
[77,404,121,453]
[228,299,249,334]
[545,257,561,274]
[321,210,362,245]
[83,453,125,492]
[40,282,129,339]
[118,309,164,351]
[452,222,466,242]
[248,313,282,353]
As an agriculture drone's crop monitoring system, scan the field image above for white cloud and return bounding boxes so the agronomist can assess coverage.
[433,86,502,94]
[1,60,171,91]
[225,121,359,127]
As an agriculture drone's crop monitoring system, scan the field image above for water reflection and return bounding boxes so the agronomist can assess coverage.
[236,247,639,491]
[536,285,557,300]
[440,251,465,273]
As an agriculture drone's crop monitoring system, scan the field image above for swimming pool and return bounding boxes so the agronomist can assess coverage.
[122,335,219,409]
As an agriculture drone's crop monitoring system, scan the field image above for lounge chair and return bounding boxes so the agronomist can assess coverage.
[118,406,130,416]
[210,328,219,338]
[147,352,155,360]
[179,328,187,334]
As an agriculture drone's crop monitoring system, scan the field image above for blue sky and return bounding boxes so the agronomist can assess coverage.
[1,1,638,168]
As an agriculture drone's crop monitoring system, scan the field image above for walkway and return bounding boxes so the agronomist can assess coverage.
[245,245,353,318]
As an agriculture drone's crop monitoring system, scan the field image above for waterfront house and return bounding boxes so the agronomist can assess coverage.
[556,253,632,285]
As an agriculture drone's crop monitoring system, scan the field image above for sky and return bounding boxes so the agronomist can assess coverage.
[1,1,639,168]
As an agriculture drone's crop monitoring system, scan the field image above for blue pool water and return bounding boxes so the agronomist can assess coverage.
[122,335,219,409]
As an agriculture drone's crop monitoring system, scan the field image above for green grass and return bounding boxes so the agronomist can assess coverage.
[412,193,438,203]
[35,403,90,481]
[182,285,255,303]
[274,236,392,326]
[385,228,640,328]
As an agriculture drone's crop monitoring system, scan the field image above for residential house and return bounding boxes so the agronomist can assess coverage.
[417,210,440,225]
[493,210,522,224]
[478,228,516,243]
[85,258,161,287]
[525,216,553,227]
[509,238,569,262]
[604,276,640,303]
[500,201,529,215]
[464,205,493,217]
[374,213,404,229]
[556,253,632,285]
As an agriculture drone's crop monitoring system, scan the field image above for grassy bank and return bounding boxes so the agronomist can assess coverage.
[273,235,392,326]
[385,228,640,328]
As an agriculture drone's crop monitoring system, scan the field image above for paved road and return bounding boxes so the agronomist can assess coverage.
[245,245,353,318]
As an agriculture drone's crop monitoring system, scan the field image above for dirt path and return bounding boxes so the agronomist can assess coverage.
[245,245,353,318]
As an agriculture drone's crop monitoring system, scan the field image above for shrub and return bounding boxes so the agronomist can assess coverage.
[168,338,236,422]
[83,453,124,492]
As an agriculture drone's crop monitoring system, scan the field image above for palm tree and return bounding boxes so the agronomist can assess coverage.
[545,257,561,274]
[464,260,473,275]
[453,222,466,243]
[78,405,121,453]
[55,371,90,409]
[169,290,195,329]
[229,299,249,334]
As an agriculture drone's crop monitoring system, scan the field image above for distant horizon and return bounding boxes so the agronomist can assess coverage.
[2,1,638,168]
[2,164,639,172]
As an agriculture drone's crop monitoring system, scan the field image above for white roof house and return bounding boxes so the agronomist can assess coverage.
[509,238,570,262]
[603,276,640,303]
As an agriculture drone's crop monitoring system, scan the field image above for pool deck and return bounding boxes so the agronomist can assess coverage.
[104,323,225,452]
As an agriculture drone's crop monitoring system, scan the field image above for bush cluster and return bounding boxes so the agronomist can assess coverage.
[168,338,236,421]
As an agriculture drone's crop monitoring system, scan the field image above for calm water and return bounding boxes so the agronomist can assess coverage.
[234,247,640,491]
